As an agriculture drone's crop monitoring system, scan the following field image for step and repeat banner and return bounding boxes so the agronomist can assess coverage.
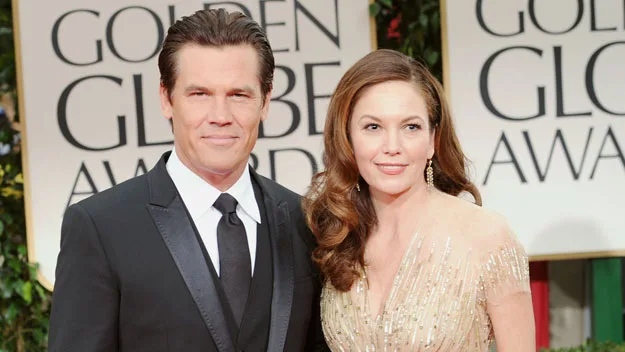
[15,0,373,289]
[443,0,625,259]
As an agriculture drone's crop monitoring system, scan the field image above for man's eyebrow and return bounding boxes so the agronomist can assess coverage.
[182,84,207,93]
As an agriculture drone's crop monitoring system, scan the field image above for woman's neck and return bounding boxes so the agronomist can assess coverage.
[369,185,432,241]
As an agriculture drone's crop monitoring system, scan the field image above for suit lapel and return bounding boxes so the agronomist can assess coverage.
[146,153,235,352]
[251,170,295,352]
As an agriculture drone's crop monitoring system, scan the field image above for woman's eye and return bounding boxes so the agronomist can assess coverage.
[406,124,421,131]
[365,123,380,130]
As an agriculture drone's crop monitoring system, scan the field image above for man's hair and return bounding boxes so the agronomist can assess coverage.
[158,8,274,101]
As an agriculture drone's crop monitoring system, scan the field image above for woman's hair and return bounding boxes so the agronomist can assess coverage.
[302,49,481,292]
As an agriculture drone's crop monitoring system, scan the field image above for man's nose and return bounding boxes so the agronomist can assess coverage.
[209,97,233,125]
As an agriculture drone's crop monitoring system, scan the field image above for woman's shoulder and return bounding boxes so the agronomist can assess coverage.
[433,190,505,227]
[433,190,523,255]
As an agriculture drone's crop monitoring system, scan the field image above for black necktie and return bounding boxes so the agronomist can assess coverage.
[214,193,251,328]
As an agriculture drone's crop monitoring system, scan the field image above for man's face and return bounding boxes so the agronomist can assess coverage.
[160,44,270,190]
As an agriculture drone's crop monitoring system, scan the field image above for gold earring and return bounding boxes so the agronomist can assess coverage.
[426,159,434,189]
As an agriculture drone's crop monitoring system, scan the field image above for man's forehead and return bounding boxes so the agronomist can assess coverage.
[174,45,261,85]
[176,44,258,68]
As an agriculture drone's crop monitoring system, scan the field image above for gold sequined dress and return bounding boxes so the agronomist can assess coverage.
[320,206,531,351]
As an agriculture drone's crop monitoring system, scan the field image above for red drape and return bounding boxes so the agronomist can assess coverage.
[530,261,550,350]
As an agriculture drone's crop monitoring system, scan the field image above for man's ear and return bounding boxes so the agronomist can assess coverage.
[159,84,173,120]
[260,90,272,122]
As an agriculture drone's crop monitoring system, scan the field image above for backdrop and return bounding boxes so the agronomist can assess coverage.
[15,0,374,290]
[442,0,625,259]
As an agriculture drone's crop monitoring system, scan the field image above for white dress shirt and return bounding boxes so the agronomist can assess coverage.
[166,148,261,275]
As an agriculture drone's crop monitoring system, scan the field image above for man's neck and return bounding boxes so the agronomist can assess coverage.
[174,148,248,192]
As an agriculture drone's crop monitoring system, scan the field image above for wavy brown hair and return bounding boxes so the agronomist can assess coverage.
[302,49,482,292]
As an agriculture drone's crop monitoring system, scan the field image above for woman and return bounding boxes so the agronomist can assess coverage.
[303,49,535,351]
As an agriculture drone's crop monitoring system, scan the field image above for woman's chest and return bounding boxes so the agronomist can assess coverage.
[321,249,492,351]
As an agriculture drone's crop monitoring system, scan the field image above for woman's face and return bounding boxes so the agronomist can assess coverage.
[349,80,435,198]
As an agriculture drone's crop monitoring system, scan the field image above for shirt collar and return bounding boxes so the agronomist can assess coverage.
[166,148,261,223]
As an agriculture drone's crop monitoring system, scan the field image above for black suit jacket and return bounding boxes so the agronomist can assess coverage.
[49,151,327,352]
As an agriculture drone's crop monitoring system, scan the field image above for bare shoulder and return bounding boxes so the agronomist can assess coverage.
[431,190,520,249]
[431,190,505,225]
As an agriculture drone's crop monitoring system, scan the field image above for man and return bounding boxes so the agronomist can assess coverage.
[49,8,327,352]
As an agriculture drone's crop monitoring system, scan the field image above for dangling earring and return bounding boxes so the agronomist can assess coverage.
[426,159,434,189]
[355,183,361,192]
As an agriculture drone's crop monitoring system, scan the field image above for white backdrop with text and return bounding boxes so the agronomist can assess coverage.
[443,0,625,258]
[16,0,373,289]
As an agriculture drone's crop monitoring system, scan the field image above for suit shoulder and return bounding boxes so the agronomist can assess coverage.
[75,173,149,214]
[256,174,301,204]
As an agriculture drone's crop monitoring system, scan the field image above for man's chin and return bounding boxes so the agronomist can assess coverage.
[201,161,246,177]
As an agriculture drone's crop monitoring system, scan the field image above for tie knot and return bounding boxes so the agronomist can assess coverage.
[213,193,238,214]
